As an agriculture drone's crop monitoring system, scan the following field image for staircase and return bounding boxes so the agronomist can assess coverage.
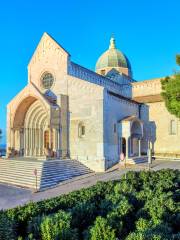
[127,156,148,164]
[0,158,93,190]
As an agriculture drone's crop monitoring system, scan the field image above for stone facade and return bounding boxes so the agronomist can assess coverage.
[6,33,180,173]
[132,79,180,157]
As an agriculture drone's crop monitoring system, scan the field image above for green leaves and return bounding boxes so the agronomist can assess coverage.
[0,170,179,240]
[40,210,77,240]
[176,54,180,66]
[161,56,180,118]
[0,211,17,240]
[88,216,116,240]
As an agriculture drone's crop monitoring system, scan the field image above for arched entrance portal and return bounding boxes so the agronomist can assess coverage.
[120,116,143,159]
[24,99,49,156]
[9,96,60,158]
[130,120,143,157]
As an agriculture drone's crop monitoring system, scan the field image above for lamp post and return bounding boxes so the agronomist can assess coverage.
[147,148,152,170]
[147,123,153,171]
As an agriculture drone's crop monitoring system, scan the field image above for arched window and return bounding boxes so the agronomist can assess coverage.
[41,72,54,89]
[169,120,177,135]
[78,123,85,137]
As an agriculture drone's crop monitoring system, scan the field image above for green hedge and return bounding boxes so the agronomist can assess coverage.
[0,169,179,240]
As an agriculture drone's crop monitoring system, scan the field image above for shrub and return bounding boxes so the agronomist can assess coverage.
[135,218,151,232]
[0,169,179,240]
[40,210,77,240]
[0,211,17,240]
[88,216,116,240]
[71,201,97,230]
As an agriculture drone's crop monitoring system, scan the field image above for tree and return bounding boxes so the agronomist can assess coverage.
[161,54,180,118]
[176,54,180,66]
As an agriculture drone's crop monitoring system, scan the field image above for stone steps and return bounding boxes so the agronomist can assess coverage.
[127,156,148,164]
[0,158,93,190]
[153,156,180,161]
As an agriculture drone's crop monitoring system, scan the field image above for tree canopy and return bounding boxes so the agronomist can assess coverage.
[161,54,180,118]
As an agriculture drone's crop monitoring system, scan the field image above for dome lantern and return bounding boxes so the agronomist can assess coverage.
[109,37,116,49]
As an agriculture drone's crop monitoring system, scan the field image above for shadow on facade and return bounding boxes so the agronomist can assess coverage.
[140,104,156,155]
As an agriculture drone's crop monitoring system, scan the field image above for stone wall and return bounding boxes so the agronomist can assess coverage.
[132,77,180,156]
[132,78,162,98]
[67,75,105,172]
[141,102,180,155]
[104,90,139,168]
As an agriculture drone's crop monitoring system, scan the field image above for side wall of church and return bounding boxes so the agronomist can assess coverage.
[140,102,180,156]
[133,78,180,157]
[67,76,105,172]
[103,91,139,168]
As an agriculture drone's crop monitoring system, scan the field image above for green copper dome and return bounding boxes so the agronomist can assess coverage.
[96,37,131,71]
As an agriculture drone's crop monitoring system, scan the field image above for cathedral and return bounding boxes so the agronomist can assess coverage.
[6,33,180,172]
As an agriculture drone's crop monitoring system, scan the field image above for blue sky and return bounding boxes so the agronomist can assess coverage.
[0,0,180,144]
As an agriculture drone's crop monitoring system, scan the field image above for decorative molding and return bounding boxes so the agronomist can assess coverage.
[68,62,133,98]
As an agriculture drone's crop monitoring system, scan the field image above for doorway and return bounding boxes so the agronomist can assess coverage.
[121,137,126,156]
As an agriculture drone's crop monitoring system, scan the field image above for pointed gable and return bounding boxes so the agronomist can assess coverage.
[27,32,70,88]
[28,32,69,67]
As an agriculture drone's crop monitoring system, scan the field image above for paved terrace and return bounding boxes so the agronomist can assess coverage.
[0,160,179,210]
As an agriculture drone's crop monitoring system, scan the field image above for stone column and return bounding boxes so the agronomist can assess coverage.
[55,129,58,157]
[24,128,26,156]
[33,128,35,156]
[48,128,50,149]
[57,128,60,158]
[119,137,122,155]
[53,129,55,152]
[39,129,42,156]
[30,128,33,156]
[49,128,52,157]
[32,128,35,156]
[27,128,30,156]
[11,129,15,149]
[25,128,28,156]
[36,128,39,156]
[138,139,141,157]
[42,129,44,156]
[19,129,23,154]
[32,128,34,155]
[13,129,17,153]
[29,128,31,156]
[52,129,56,152]
[20,128,24,156]
[125,137,129,159]
[129,137,131,157]
[15,130,19,154]
[35,128,37,156]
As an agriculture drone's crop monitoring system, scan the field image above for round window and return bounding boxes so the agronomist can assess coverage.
[41,72,54,89]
